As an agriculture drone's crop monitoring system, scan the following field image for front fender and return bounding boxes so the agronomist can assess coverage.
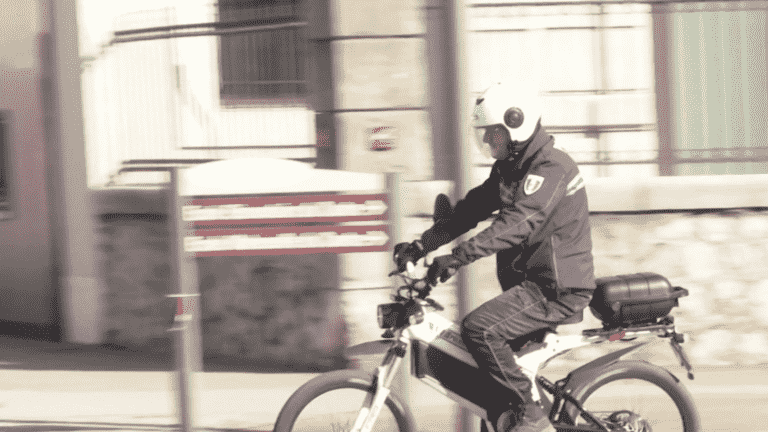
[344,339,395,357]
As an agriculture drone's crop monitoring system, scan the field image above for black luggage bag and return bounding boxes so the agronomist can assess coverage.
[589,272,689,327]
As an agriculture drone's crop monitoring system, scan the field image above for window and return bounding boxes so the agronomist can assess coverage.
[0,111,11,215]
[217,0,306,106]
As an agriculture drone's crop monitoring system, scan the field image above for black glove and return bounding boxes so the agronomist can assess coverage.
[393,240,426,272]
[427,254,462,286]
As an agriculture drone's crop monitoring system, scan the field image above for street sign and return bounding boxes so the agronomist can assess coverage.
[183,194,388,225]
[368,126,397,151]
[167,160,391,432]
[183,193,390,255]
[185,226,389,256]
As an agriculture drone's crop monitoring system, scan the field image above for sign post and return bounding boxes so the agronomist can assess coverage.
[386,172,412,415]
[167,158,390,431]
[168,167,202,432]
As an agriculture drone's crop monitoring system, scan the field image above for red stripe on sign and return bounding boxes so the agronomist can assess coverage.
[193,225,388,237]
[192,213,388,227]
[189,194,387,207]
[193,245,389,257]
[176,298,183,316]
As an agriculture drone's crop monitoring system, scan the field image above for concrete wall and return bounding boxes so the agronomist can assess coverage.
[94,189,348,371]
[349,212,768,370]
[348,174,768,370]
[0,0,56,330]
[90,172,768,370]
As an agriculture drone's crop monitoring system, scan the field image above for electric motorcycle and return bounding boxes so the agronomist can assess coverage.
[274,261,700,432]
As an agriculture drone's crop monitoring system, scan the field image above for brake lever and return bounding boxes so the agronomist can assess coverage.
[388,260,419,278]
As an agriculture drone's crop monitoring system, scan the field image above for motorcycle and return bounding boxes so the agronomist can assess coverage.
[274,201,700,432]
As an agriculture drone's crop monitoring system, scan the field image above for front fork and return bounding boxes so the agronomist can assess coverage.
[350,334,409,432]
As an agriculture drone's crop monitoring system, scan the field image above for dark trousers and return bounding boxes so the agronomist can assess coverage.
[460,281,592,405]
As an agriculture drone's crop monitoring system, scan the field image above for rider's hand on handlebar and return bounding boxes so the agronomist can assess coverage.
[393,240,426,273]
[427,254,462,286]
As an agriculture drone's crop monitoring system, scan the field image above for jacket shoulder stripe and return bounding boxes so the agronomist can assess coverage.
[566,172,585,197]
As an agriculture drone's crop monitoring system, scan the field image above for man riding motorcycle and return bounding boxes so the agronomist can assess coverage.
[394,81,597,432]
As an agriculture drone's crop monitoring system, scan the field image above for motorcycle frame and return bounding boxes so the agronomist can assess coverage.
[347,300,691,432]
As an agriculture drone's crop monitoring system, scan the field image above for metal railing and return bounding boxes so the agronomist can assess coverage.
[468,0,768,175]
[83,0,768,187]
[82,5,315,187]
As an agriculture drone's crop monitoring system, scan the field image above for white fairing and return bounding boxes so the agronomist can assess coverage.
[409,310,593,403]
[515,333,592,402]
[407,311,455,344]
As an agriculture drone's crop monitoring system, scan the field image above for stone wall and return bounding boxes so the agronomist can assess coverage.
[93,189,768,370]
[98,214,175,353]
[386,209,768,369]
[587,209,768,367]
[96,204,348,371]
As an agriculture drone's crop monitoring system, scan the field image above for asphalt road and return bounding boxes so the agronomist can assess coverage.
[0,365,766,432]
[0,336,765,432]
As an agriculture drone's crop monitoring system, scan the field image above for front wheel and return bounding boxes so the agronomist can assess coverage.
[273,370,417,432]
[562,360,701,432]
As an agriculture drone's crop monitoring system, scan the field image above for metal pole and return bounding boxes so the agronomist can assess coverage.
[444,1,480,432]
[168,167,202,432]
[386,172,412,413]
[651,1,676,176]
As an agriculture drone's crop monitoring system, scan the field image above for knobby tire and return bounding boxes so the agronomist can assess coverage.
[273,369,416,432]
[563,360,701,432]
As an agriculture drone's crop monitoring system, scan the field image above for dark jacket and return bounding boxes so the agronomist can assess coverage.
[421,125,596,301]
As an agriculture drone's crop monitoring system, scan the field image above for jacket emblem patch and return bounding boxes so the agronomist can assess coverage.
[523,174,545,195]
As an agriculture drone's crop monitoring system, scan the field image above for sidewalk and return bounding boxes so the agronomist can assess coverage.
[1,335,766,432]
[0,335,455,432]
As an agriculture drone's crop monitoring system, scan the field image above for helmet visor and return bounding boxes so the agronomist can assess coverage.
[473,124,509,159]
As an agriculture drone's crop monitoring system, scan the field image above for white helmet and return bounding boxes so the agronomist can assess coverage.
[471,82,542,156]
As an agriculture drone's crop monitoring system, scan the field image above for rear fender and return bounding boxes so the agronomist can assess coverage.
[556,342,649,423]
[567,342,649,384]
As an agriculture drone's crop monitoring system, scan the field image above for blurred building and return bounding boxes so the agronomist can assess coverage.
[0,0,57,338]
[79,0,317,187]
[75,0,768,189]
[1,0,767,367]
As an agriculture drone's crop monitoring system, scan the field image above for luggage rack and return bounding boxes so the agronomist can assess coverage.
[582,315,678,340]
[581,315,695,380]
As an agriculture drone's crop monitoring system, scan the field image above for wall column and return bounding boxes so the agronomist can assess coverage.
[652,2,677,176]
[40,0,104,344]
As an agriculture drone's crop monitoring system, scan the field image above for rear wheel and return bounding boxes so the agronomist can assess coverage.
[273,370,416,432]
[563,361,701,431]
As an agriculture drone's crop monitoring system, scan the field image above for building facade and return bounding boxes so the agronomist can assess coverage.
[1,0,767,368]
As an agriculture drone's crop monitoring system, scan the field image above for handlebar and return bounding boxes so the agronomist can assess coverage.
[388,261,435,300]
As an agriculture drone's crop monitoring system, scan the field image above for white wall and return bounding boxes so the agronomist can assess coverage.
[466,2,658,180]
[78,0,664,187]
[78,0,316,188]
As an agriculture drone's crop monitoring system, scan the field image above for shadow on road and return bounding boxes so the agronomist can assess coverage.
[0,335,347,374]
[0,421,271,432]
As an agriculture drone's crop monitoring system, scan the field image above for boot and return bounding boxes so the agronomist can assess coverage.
[497,401,555,432]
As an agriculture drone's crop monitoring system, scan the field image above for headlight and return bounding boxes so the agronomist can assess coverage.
[377,303,405,329]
